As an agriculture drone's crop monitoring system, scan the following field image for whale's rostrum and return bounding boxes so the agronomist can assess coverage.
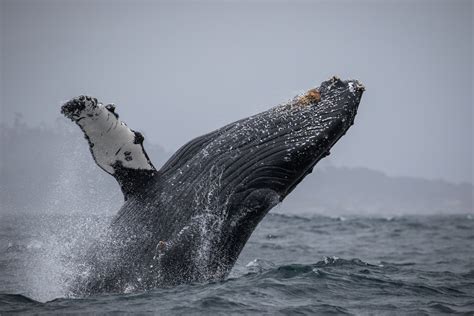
[61,76,364,295]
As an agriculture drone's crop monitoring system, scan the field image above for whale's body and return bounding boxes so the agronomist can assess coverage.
[61,77,364,295]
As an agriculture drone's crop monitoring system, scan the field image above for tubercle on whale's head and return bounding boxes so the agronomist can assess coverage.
[294,88,321,107]
[288,76,364,115]
[313,76,365,128]
[318,75,365,104]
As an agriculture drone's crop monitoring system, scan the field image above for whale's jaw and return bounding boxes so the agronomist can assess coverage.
[150,77,364,284]
[63,76,364,295]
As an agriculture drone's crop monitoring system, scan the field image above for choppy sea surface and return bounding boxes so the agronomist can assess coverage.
[0,212,473,315]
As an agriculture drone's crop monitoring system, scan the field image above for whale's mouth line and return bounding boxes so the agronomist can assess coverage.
[60,76,364,295]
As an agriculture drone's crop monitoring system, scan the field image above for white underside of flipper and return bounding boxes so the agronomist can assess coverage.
[61,96,155,176]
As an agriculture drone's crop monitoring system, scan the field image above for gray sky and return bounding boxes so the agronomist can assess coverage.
[1,0,472,183]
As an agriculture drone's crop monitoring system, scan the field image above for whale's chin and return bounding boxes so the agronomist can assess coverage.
[62,76,364,295]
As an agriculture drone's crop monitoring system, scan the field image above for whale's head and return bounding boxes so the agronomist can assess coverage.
[206,77,365,231]
[221,76,364,201]
[160,76,364,211]
[274,76,364,194]
[155,77,364,275]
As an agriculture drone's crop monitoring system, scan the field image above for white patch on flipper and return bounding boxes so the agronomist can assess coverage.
[74,100,154,174]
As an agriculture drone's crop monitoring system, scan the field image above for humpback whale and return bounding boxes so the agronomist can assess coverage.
[61,76,364,295]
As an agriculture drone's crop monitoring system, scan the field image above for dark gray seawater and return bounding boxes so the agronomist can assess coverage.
[1,212,473,315]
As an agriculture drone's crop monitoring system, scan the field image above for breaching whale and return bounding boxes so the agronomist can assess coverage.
[61,76,364,295]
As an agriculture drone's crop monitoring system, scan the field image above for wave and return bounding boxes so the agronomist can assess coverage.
[0,293,40,305]
[2,210,473,315]
[2,257,472,314]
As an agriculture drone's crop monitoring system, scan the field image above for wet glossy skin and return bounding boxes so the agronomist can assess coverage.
[64,77,364,295]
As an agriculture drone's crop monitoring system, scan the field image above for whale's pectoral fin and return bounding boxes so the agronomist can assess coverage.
[61,96,157,200]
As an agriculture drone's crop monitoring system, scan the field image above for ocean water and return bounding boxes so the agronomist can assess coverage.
[0,212,473,315]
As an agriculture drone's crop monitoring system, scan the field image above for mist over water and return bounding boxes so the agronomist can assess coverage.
[1,212,473,314]
[0,214,109,301]
[1,0,473,314]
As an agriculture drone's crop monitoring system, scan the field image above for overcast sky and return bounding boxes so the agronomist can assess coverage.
[1,0,472,183]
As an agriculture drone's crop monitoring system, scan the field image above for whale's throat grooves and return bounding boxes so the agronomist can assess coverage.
[61,76,364,295]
